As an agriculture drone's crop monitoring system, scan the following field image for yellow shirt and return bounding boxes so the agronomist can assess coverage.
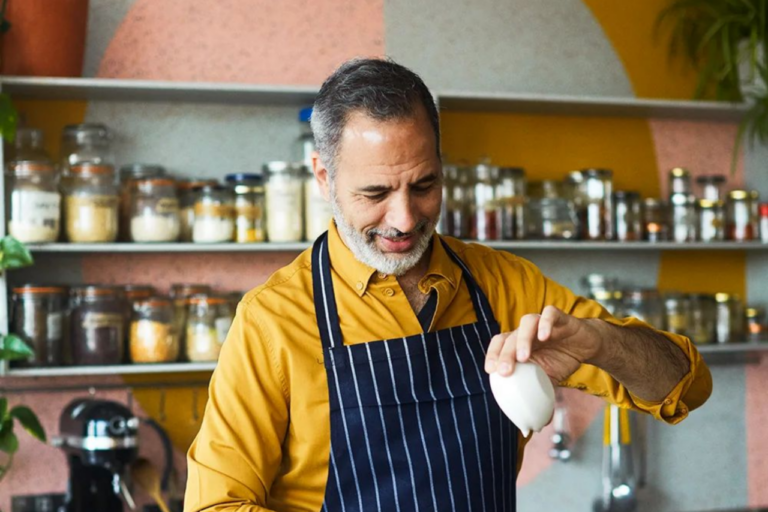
[184,223,712,512]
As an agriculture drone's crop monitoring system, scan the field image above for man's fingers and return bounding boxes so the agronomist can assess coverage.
[485,333,507,373]
[537,306,563,341]
[496,331,518,376]
[515,314,540,362]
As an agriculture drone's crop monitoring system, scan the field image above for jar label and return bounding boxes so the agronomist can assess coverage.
[156,197,180,215]
[47,312,63,341]
[235,203,262,220]
[11,190,60,229]
[215,317,232,343]
[195,203,234,218]
[82,312,124,330]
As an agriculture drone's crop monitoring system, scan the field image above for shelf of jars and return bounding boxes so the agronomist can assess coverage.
[1,75,749,120]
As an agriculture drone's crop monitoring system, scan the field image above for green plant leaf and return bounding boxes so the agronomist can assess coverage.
[0,431,18,455]
[10,407,46,443]
[0,334,34,361]
[0,94,17,143]
[0,236,34,270]
[0,398,6,421]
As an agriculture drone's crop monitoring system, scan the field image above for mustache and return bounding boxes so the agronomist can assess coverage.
[366,219,430,241]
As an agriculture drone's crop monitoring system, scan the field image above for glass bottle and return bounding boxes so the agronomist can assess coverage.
[470,162,500,241]
[130,297,179,363]
[295,107,315,169]
[185,295,234,362]
[60,123,114,173]
[61,163,119,243]
[264,161,306,242]
[613,191,642,241]
[192,185,235,243]
[226,173,266,243]
[495,167,526,240]
[130,177,180,242]
[6,162,61,243]
[11,285,67,367]
[698,199,725,242]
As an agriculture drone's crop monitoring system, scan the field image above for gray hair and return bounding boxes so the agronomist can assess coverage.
[310,58,441,178]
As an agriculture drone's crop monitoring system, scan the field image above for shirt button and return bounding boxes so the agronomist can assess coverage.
[383,288,395,297]
[663,398,673,406]
[378,273,388,280]
[356,282,364,291]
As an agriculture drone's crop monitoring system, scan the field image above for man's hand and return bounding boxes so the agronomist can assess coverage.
[484,306,604,383]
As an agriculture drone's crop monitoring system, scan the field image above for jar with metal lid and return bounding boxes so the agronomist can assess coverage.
[192,185,235,243]
[264,161,305,242]
[442,165,472,238]
[668,167,692,196]
[761,204,768,243]
[60,123,114,173]
[129,177,180,242]
[663,292,690,335]
[745,307,766,342]
[185,295,234,362]
[69,285,126,365]
[688,294,717,344]
[642,198,669,242]
[714,293,744,343]
[61,163,119,243]
[495,167,526,240]
[622,288,664,328]
[130,297,179,363]
[573,169,613,240]
[11,127,51,164]
[613,191,642,241]
[170,284,213,357]
[118,164,166,241]
[470,163,500,241]
[698,199,725,242]
[696,174,726,201]
[670,193,698,243]
[6,162,61,243]
[525,198,578,240]
[225,173,266,243]
[303,167,334,241]
[10,286,67,367]
[177,179,218,242]
[726,190,759,241]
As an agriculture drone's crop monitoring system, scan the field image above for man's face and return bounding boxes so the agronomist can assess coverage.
[314,106,442,276]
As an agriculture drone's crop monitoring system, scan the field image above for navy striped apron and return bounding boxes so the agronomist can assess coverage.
[312,233,518,512]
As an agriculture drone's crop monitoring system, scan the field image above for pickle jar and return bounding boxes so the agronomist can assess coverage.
[61,163,119,243]
[185,295,234,362]
[130,297,179,363]
[226,173,266,243]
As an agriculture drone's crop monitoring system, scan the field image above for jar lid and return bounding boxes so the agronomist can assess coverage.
[263,161,306,174]
[760,203,768,216]
[170,283,212,298]
[119,164,166,181]
[581,168,613,178]
[715,292,739,302]
[669,167,690,178]
[225,173,263,183]
[728,190,749,200]
[746,307,764,318]
[124,285,156,300]
[70,163,115,176]
[10,161,56,175]
[613,190,640,200]
[13,285,67,295]
[188,295,228,305]
[71,285,123,298]
[695,174,726,185]
[698,199,724,209]
[134,296,172,307]
[299,107,313,123]
[62,123,111,144]
[130,177,177,188]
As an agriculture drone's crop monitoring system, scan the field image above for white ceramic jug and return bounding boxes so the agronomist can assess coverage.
[489,362,556,437]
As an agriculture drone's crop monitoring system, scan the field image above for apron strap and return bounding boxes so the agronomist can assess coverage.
[438,237,497,327]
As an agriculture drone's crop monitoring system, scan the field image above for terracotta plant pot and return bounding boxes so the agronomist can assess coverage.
[1,0,90,77]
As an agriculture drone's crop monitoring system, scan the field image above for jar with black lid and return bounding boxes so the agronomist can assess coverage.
[70,285,126,365]
[11,286,67,367]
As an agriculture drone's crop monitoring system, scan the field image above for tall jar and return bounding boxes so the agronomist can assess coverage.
[696,174,726,201]
[574,169,613,240]
[642,198,669,242]
[264,161,305,242]
[698,199,725,242]
[304,167,334,241]
[185,295,234,362]
[123,284,156,355]
[11,286,67,367]
[118,164,166,241]
[670,193,698,243]
[226,173,266,243]
[60,123,113,173]
[663,292,690,335]
[130,297,179,363]
[69,286,126,366]
[496,167,526,240]
[714,293,744,343]
[177,179,218,242]
[130,178,180,242]
[442,165,472,239]
[11,128,51,164]
[622,288,664,328]
[470,163,500,241]
[192,185,235,243]
[170,284,212,359]
[726,190,758,241]
[62,163,119,243]
[688,294,717,344]
[613,191,642,241]
[668,167,692,196]
[6,162,61,243]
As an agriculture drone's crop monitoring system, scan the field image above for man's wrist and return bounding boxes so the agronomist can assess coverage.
[581,318,615,367]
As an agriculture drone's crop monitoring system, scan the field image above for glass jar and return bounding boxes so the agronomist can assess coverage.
[670,193,698,243]
[622,288,664,328]
[750,190,761,240]
[130,297,179,363]
[170,283,212,358]
[177,179,218,242]
[62,163,119,243]
[442,165,473,239]
[663,292,690,335]
[526,198,578,240]
[688,294,717,344]
[10,286,67,367]
[123,284,156,346]
[470,163,500,241]
[60,123,113,173]
[6,162,61,243]
[192,185,235,243]
[745,307,766,342]
[129,178,180,242]
[761,203,768,244]
[264,161,305,242]
[496,167,526,240]
[642,198,669,242]
[295,107,315,168]
[11,127,51,164]
[573,169,613,240]
[698,199,725,242]
[714,293,744,343]
[69,285,126,365]
[726,190,758,241]
[118,164,166,241]
[582,273,619,298]
[225,173,266,243]
[696,174,726,201]
[668,167,692,196]
[613,191,642,241]
[303,168,333,241]
[185,295,234,362]
[529,180,563,200]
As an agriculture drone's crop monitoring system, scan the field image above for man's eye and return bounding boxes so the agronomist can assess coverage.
[365,193,387,201]
[413,183,435,194]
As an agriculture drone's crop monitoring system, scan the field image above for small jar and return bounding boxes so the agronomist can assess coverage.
[670,193,698,243]
[6,162,61,243]
[129,178,180,242]
[698,199,725,242]
[696,174,726,201]
[185,295,234,362]
[688,294,717,344]
[170,283,212,358]
[11,127,52,164]
[226,173,266,243]
[11,286,67,367]
[668,167,692,196]
[264,161,305,242]
[574,169,613,241]
[761,203,768,244]
[442,165,473,238]
[303,167,334,241]
[470,163,500,241]
[70,285,126,365]
[525,198,578,240]
[745,307,766,342]
[726,190,758,241]
[192,185,235,243]
[495,167,526,240]
[663,292,690,335]
[130,297,179,363]
[118,164,166,241]
[177,179,218,242]
[60,123,114,173]
[123,284,156,350]
[622,288,664,328]
[613,191,642,241]
[714,293,744,343]
[642,198,669,242]
[62,163,119,243]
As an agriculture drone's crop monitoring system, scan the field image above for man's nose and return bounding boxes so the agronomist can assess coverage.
[385,192,419,234]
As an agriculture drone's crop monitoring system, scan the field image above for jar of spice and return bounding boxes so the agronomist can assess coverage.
[525,198,578,240]
[622,288,664,328]
[726,190,758,241]
[745,307,766,342]
[470,162,500,241]
[177,179,218,242]
[118,164,166,241]
[613,191,642,241]
[688,294,717,344]
[62,163,119,243]
[663,292,690,335]
[264,161,305,243]
[642,198,669,242]
[496,167,526,240]
[60,123,114,173]
[185,295,234,362]
[130,177,180,242]
[670,193,698,243]
[171,284,212,358]
[573,169,613,241]
[715,293,744,343]
[6,162,61,243]
[192,185,235,243]
[11,286,67,367]
[668,167,692,196]
[226,173,266,243]
[304,167,334,241]
[442,165,473,239]
[696,174,726,201]
[70,285,126,365]
[130,297,179,363]
[11,127,51,164]
[123,284,156,346]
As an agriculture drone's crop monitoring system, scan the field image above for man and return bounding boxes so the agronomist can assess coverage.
[184,58,712,512]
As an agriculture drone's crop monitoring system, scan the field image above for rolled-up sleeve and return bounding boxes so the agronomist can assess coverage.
[184,304,288,512]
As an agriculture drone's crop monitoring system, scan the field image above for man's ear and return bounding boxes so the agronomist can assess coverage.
[312,151,331,201]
